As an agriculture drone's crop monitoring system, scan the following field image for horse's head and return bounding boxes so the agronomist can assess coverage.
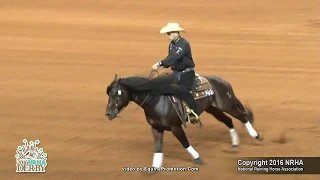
[105,74,131,120]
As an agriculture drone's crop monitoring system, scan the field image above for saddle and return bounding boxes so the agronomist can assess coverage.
[170,73,214,124]
[191,73,214,99]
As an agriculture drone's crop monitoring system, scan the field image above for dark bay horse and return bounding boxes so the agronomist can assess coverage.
[105,72,263,168]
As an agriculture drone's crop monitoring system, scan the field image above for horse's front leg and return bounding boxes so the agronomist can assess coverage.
[151,127,164,168]
[171,126,204,166]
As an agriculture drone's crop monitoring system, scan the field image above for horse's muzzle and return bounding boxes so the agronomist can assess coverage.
[105,112,115,120]
[105,108,118,120]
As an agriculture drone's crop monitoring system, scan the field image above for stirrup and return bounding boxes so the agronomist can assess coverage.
[186,109,199,123]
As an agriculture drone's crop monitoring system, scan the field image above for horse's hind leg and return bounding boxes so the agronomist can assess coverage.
[171,126,203,166]
[225,98,263,141]
[205,106,239,149]
[235,97,254,124]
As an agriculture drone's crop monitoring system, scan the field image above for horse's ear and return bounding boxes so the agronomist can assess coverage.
[114,74,118,81]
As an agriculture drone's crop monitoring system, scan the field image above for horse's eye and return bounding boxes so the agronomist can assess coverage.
[117,90,122,96]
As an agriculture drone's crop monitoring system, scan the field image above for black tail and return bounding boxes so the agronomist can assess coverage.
[235,97,255,124]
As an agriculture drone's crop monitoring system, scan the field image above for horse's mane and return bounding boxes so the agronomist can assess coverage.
[118,71,191,98]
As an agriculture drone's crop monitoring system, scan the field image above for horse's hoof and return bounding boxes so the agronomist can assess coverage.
[255,133,264,141]
[232,144,239,151]
[194,157,204,166]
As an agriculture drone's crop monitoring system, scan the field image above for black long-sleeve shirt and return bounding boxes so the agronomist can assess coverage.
[159,36,195,72]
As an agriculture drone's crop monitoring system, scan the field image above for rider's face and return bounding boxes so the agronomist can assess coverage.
[167,32,178,41]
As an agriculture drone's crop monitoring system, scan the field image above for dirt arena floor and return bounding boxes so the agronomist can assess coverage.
[1,0,319,179]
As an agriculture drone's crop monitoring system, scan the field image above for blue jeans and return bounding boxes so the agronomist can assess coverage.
[173,70,198,115]
[173,72,182,82]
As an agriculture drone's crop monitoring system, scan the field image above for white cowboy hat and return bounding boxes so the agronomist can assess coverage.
[160,22,185,33]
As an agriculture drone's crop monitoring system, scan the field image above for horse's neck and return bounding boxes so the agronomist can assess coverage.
[132,93,159,110]
[132,93,149,106]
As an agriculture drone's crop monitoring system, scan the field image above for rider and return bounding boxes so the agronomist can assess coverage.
[152,22,200,123]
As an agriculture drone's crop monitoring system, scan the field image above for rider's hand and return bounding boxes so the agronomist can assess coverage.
[152,62,160,70]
